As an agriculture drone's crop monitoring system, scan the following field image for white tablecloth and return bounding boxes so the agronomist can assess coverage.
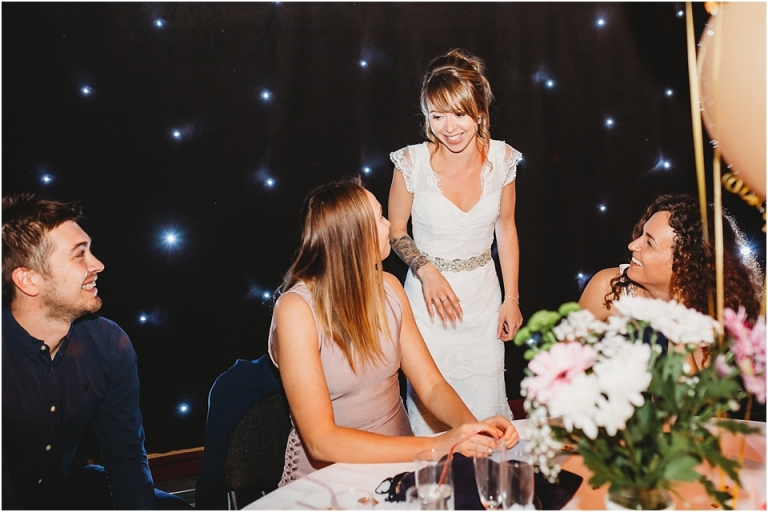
[245,419,766,510]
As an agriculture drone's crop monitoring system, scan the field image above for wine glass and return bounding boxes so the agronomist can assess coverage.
[473,439,507,509]
[503,457,534,510]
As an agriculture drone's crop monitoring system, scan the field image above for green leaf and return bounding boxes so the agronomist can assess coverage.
[701,476,735,510]
[557,302,581,315]
[713,419,761,436]
[527,310,561,331]
[513,326,531,346]
[662,455,700,482]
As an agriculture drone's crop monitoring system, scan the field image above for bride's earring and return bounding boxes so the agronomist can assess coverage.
[477,117,482,124]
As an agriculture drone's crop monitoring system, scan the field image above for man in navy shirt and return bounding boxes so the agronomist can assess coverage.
[2,194,188,509]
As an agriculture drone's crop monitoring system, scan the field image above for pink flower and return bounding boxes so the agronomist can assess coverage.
[724,308,752,347]
[526,342,596,404]
[714,354,733,377]
[743,375,766,404]
[725,308,766,404]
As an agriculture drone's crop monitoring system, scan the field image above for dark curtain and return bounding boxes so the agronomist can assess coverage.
[3,2,763,452]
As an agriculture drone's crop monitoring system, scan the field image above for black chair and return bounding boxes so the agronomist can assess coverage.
[195,356,292,510]
[222,391,292,509]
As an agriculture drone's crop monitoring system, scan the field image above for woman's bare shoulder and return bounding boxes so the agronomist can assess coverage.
[383,272,406,295]
[590,267,623,288]
[579,268,622,320]
[274,290,313,323]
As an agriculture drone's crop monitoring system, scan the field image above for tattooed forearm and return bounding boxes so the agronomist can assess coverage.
[391,235,430,275]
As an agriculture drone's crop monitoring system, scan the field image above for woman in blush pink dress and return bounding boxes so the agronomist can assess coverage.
[268,178,518,485]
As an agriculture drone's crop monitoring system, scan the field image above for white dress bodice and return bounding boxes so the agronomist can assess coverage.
[390,139,521,435]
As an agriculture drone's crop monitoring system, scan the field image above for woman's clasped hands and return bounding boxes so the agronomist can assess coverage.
[436,415,520,456]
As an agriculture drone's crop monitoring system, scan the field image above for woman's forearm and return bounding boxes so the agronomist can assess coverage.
[391,234,430,275]
[418,379,478,428]
[302,425,437,464]
[496,219,520,299]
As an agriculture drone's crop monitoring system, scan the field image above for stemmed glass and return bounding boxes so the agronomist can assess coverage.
[502,457,534,510]
[473,440,507,509]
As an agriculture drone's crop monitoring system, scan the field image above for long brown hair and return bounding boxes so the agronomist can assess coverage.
[606,194,763,320]
[277,178,390,372]
[420,49,493,161]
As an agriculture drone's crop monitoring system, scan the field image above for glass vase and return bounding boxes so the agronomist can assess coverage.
[604,487,674,510]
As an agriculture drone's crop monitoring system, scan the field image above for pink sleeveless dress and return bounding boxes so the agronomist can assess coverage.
[268,280,413,485]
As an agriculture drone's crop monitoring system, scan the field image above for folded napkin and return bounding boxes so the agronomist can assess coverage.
[375,453,583,510]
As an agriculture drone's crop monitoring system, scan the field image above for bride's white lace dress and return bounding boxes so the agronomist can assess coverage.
[390,139,520,435]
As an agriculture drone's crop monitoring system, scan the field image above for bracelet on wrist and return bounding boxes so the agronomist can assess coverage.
[504,295,520,305]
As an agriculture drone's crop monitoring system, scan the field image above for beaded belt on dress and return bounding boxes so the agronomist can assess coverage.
[422,249,492,273]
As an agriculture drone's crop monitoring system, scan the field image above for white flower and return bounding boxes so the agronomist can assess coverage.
[553,309,606,343]
[592,341,651,435]
[594,334,631,360]
[604,315,630,337]
[613,296,719,345]
[593,394,634,436]
[595,341,652,406]
[522,400,564,482]
[547,372,602,439]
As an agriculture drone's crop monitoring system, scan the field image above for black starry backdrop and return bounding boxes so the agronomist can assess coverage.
[3,3,765,454]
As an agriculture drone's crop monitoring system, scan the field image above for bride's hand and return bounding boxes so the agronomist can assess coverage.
[497,299,522,341]
[416,264,463,323]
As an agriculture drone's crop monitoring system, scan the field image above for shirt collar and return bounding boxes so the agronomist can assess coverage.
[2,307,73,359]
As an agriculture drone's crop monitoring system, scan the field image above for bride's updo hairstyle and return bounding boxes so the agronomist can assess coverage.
[420,49,494,160]
[278,177,390,372]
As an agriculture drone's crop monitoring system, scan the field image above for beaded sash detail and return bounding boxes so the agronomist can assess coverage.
[423,249,492,273]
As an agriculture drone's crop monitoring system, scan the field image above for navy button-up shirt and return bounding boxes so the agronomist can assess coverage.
[2,307,156,509]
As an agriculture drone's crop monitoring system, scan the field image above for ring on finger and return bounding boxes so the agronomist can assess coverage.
[440,297,446,303]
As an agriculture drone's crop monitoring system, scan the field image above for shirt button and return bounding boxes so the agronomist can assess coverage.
[50,406,56,412]
[45,445,51,451]
[38,479,43,484]
[40,345,47,351]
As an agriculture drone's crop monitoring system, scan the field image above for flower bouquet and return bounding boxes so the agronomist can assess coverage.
[513,296,765,510]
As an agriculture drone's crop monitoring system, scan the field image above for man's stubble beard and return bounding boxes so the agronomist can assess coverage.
[43,292,103,324]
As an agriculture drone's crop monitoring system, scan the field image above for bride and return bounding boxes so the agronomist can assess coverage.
[388,49,521,435]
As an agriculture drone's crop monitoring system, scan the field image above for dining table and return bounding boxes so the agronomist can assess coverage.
[245,418,766,510]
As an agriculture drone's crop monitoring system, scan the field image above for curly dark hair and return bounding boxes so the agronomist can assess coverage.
[606,194,763,320]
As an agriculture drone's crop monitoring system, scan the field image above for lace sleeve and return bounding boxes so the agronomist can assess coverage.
[502,144,522,186]
[390,146,415,193]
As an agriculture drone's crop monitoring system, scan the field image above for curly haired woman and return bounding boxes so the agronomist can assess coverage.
[579,193,762,322]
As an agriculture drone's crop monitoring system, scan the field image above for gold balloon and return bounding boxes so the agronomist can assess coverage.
[698,2,766,200]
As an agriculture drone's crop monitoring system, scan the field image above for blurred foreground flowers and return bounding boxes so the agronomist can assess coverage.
[515,297,765,510]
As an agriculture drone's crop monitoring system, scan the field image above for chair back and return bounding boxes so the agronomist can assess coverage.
[194,356,289,510]
[223,391,292,508]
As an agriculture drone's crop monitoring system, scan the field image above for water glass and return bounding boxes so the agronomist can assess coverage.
[503,458,535,510]
[414,449,454,510]
[473,439,507,509]
[405,485,426,510]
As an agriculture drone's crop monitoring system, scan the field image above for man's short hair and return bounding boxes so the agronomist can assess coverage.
[2,194,83,306]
